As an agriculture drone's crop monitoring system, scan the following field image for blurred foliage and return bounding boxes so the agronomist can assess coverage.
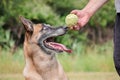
[0,0,115,49]
[0,41,115,73]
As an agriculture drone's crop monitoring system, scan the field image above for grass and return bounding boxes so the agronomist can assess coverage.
[0,40,116,74]
[0,48,24,74]
[58,53,114,72]
[0,40,119,80]
[58,40,115,72]
[0,72,119,80]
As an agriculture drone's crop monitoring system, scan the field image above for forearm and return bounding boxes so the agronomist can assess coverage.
[83,0,108,17]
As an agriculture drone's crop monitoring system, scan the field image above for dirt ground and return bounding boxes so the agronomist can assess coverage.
[0,72,119,80]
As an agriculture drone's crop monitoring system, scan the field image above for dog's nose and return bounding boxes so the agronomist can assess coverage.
[63,26,69,31]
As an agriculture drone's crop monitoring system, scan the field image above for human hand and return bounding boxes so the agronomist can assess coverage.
[70,10,91,30]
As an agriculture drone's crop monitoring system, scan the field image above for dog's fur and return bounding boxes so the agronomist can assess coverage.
[20,16,68,80]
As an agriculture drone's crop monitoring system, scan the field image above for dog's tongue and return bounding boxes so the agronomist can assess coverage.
[49,42,72,53]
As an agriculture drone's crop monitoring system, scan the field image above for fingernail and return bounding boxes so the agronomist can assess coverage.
[76,27,80,30]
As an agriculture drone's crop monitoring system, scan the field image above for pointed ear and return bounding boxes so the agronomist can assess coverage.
[19,16,33,32]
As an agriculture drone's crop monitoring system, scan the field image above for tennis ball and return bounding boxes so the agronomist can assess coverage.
[65,14,78,27]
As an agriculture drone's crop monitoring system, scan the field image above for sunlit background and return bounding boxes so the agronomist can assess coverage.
[0,0,119,80]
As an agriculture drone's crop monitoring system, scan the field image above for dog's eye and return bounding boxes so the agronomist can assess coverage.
[42,24,51,30]
[43,26,48,30]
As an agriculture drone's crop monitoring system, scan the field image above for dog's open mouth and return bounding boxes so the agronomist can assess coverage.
[43,37,72,53]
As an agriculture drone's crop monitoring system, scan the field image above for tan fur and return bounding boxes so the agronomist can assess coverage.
[22,23,68,80]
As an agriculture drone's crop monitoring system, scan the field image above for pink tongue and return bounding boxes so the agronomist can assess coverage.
[49,42,72,53]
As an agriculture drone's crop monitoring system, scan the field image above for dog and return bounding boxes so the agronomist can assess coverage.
[20,16,72,80]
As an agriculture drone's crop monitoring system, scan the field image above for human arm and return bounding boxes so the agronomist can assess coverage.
[71,0,108,30]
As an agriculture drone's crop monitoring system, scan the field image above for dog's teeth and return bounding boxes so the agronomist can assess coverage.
[44,40,47,43]
[48,43,50,45]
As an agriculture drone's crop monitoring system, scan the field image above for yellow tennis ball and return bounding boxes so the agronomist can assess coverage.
[65,14,78,27]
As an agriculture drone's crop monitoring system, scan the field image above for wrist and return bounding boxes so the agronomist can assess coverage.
[82,0,108,18]
[82,8,93,19]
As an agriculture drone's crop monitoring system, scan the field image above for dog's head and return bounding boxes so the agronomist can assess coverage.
[20,16,72,54]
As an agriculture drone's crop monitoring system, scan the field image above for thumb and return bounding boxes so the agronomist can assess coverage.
[70,10,79,15]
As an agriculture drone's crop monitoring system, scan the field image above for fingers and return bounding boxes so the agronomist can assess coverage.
[72,19,85,30]
[78,19,84,27]
[70,10,81,30]
[72,22,82,30]
[73,25,81,30]
[70,10,89,30]
[70,10,80,15]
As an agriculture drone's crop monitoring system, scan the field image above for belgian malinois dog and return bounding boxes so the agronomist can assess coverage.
[20,16,72,80]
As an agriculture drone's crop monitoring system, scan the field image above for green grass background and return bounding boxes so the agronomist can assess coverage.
[0,41,120,80]
[0,41,116,74]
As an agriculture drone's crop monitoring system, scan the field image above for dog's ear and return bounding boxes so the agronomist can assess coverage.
[19,16,33,32]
